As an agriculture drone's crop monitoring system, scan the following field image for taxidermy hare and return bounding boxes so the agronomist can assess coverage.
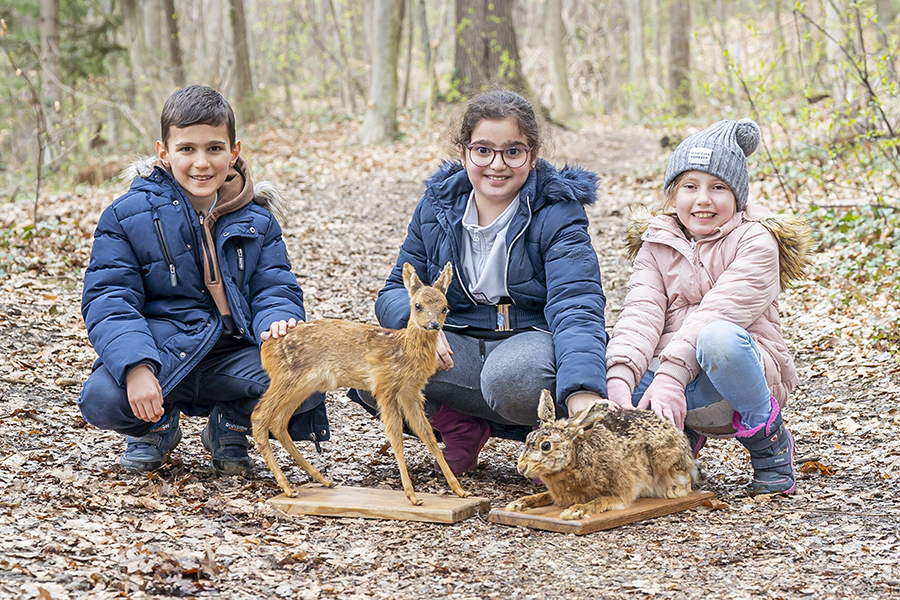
[507,390,699,520]
[252,262,470,506]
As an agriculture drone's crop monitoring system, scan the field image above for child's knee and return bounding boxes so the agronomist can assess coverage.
[78,371,134,431]
[696,321,751,361]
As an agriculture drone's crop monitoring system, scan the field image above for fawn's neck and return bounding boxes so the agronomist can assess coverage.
[399,325,440,363]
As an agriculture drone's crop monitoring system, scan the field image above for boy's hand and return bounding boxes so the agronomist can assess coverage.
[126,364,164,423]
[261,318,298,342]
[436,330,453,370]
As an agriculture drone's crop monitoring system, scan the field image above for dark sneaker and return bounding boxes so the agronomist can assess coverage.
[429,405,490,474]
[201,407,255,476]
[120,412,182,472]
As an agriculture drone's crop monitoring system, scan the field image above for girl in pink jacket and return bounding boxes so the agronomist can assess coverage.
[606,118,811,495]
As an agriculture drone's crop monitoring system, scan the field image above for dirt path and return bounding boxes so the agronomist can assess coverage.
[0,117,898,599]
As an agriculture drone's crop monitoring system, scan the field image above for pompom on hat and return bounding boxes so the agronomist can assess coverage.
[663,118,761,211]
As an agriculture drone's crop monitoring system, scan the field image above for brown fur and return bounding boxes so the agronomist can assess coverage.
[251,262,470,506]
[506,390,699,520]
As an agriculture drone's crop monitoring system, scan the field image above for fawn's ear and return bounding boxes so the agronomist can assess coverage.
[402,263,423,295]
[537,389,556,424]
[432,262,453,295]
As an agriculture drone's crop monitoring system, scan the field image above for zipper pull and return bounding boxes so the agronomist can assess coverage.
[236,247,244,271]
[169,264,177,287]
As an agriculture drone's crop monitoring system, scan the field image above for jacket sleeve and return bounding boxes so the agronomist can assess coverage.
[540,201,609,405]
[246,215,307,342]
[656,223,781,386]
[375,199,430,329]
[606,244,667,390]
[81,202,161,386]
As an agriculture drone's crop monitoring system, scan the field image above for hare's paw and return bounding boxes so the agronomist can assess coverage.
[665,483,691,499]
[505,498,530,512]
[560,504,591,520]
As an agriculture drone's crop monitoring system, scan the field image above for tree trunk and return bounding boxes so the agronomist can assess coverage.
[40,0,61,109]
[546,0,573,123]
[667,0,692,116]
[626,0,643,121]
[453,0,529,97]
[230,0,256,120]
[416,0,438,107]
[163,0,186,87]
[357,0,401,144]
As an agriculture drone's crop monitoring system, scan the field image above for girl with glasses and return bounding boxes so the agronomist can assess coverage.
[350,90,609,474]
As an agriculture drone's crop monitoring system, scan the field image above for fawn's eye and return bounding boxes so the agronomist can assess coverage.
[540,441,551,452]
[415,303,423,312]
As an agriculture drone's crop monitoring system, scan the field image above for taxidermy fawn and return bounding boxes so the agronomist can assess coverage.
[251,262,471,506]
[507,390,699,520]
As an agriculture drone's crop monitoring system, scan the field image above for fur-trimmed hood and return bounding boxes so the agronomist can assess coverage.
[624,204,813,290]
[123,155,287,222]
[424,159,599,208]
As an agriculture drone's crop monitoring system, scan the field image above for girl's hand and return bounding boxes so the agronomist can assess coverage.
[436,330,454,371]
[566,392,607,417]
[606,378,635,410]
[261,318,298,341]
[637,373,687,430]
[126,364,164,423]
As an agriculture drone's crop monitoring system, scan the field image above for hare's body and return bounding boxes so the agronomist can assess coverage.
[251,263,468,506]
[508,391,698,520]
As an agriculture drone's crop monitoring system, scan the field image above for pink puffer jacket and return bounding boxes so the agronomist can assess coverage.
[606,203,812,434]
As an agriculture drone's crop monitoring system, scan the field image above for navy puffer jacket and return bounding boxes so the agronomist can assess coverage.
[375,160,609,408]
[82,163,306,397]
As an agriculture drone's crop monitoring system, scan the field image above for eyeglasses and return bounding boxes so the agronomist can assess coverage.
[466,145,531,169]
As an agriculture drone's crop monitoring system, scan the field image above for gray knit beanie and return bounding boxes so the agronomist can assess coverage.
[663,118,761,211]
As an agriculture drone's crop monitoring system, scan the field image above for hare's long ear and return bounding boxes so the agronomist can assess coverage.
[402,263,423,295]
[432,262,453,295]
[537,389,556,424]
[567,402,607,441]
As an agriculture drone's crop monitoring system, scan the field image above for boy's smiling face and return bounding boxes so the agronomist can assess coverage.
[156,123,241,210]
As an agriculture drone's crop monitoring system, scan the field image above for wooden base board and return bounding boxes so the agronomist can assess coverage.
[267,484,490,524]
[488,490,715,534]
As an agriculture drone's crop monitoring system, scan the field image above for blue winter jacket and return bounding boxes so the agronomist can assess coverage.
[375,160,609,410]
[82,159,307,397]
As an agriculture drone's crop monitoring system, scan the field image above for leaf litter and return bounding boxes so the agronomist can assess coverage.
[0,114,898,599]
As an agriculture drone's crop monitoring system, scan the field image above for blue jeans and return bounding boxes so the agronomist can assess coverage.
[78,343,327,439]
[631,321,773,431]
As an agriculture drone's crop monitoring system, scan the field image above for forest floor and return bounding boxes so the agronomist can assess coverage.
[0,112,898,600]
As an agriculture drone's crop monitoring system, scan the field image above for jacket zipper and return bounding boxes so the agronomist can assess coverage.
[236,244,245,289]
[153,213,178,287]
[503,192,533,302]
[197,213,217,283]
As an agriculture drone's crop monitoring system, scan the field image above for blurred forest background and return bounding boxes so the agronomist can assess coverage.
[0,0,899,347]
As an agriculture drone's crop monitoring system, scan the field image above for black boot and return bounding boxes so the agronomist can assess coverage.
[733,396,796,495]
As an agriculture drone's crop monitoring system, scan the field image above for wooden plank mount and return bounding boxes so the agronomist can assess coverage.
[267,484,491,524]
[488,490,715,534]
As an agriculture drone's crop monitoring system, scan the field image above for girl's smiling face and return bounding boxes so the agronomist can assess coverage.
[672,170,737,240]
[461,117,533,212]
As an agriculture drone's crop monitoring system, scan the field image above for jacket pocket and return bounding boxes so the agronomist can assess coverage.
[153,212,178,287]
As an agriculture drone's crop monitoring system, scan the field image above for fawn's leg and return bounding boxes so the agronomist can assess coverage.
[401,393,471,498]
[505,491,555,512]
[251,387,297,497]
[380,399,421,506]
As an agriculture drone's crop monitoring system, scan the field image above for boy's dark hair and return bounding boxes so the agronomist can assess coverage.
[160,85,236,147]
[451,90,543,158]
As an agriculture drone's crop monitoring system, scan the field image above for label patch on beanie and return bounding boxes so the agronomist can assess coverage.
[688,148,713,166]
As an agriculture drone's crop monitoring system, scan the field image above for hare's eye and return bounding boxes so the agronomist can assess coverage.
[415,303,423,312]
[442,306,449,314]
[540,441,552,452]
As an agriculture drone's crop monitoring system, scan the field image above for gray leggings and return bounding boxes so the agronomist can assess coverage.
[354,330,557,426]
[427,330,556,426]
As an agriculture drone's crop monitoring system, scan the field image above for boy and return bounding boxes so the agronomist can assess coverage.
[79,85,328,475]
